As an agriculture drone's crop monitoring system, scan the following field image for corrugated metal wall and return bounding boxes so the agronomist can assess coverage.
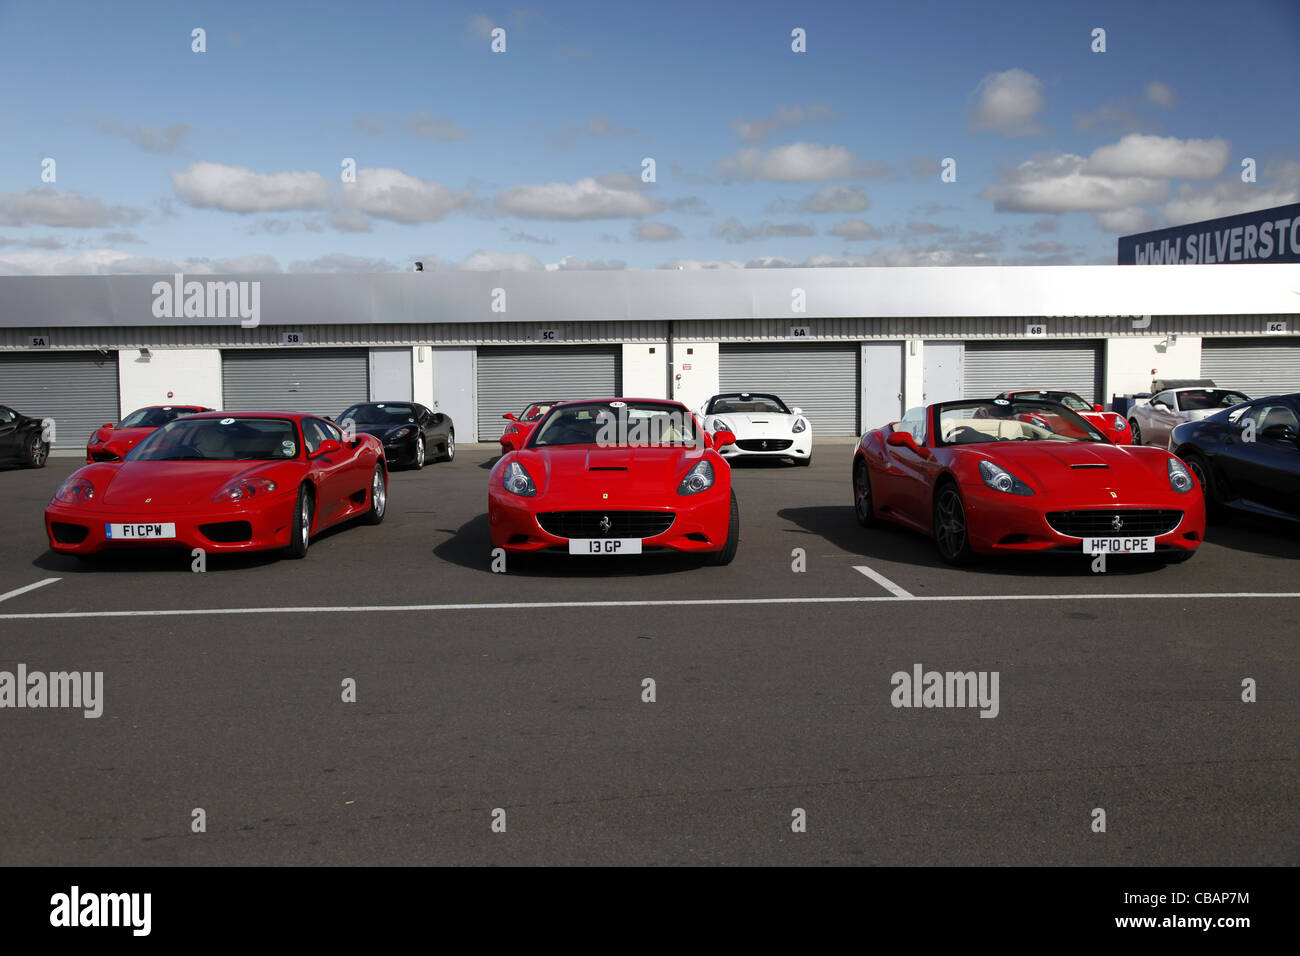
[0,351,119,452]
[718,343,859,435]
[963,340,1104,403]
[1201,338,1300,397]
[221,349,369,417]
[476,345,622,441]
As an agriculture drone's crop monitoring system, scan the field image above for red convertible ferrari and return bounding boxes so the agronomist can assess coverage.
[488,399,740,563]
[852,398,1204,565]
[47,411,387,560]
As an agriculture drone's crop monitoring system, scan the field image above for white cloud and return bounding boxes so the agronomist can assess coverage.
[171,162,332,213]
[1162,180,1300,226]
[1094,206,1156,234]
[289,254,397,273]
[95,121,189,154]
[730,104,835,143]
[547,255,627,270]
[1087,134,1229,180]
[456,248,546,271]
[800,184,869,213]
[406,112,467,140]
[969,68,1047,137]
[0,249,281,276]
[980,153,1169,212]
[720,142,889,182]
[0,189,143,227]
[1145,81,1176,107]
[632,222,682,241]
[495,177,662,219]
[828,218,881,240]
[712,218,814,243]
[343,167,477,223]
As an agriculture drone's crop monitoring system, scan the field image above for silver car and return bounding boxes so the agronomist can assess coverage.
[1128,379,1251,446]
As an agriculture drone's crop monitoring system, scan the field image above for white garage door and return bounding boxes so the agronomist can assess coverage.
[222,348,369,418]
[0,351,119,454]
[964,341,1103,403]
[718,342,859,435]
[1201,338,1300,398]
[477,345,621,442]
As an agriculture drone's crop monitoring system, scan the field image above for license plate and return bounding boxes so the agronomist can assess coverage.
[106,522,176,540]
[1082,536,1155,554]
[568,538,642,555]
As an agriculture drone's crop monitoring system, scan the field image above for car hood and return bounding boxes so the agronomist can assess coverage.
[354,423,414,440]
[976,442,1172,491]
[708,413,798,435]
[514,444,707,495]
[93,426,154,447]
[99,460,289,507]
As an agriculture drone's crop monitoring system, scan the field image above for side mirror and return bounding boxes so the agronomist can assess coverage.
[712,429,736,448]
[103,423,114,429]
[887,430,922,453]
[1092,404,1104,413]
[314,439,342,457]
[791,407,803,416]
[503,413,518,421]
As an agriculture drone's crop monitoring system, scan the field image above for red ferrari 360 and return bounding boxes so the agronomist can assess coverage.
[488,398,740,563]
[48,411,387,561]
[86,404,212,462]
[852,398,1204,564]
[498,400,562,454]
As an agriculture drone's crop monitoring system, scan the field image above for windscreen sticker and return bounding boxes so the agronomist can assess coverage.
[281,440,296,456]
[220,417,236,424]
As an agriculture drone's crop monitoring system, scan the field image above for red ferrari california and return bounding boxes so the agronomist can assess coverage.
[852,398,1204,565]
[48,411,387,560]
[488,399,740,563]
[86,404,212,462]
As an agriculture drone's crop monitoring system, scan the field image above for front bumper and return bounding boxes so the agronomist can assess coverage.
[717,439,810,460]
[381,437,419,466]
[45,493,299,555]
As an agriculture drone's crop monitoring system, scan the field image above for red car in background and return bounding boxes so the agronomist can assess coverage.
[499,401,563,454]
[489,398,740,564]
[86,405,212,462]
[997,389,1131,445]
[852,398,1203,565]
[49,411,387,561]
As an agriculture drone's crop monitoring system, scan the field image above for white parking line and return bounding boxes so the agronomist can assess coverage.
[0,590,1298,620]
[0,577,60,604]
[853,565,913,598]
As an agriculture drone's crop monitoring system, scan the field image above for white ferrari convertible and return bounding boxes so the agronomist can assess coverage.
[698,392,812,465]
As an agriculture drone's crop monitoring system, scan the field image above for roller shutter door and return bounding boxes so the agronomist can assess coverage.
[0,351,119,454]
[477,345,621,441]
[718,343,859,435]
[221,349,369,418]
[1201,338,1300,398]
[963,341,1103,403]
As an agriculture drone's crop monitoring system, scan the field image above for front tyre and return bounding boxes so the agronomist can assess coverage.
[439,430,456,462]
[853,458,876,527]
[285,485,313,559]
[1128,418,1142,445]
[1181,451,1222,521]
[363,464,387,525]
[933,482,975,566]
[706,490,740,566]
[413,435,425,470]
[21,433,48,468]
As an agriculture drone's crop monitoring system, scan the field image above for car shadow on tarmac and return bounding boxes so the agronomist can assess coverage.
[1201,516,1300,559]
[778,504,1192,578]
[433,512,712,577]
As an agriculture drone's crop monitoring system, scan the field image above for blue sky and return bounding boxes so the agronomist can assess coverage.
[1,0,1297,273]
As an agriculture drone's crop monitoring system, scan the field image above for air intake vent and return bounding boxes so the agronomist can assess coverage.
[1069,463,1109,469]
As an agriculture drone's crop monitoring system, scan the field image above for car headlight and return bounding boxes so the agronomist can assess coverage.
[1168,457,1193,494]
[1113,416,1127,430]
[503,461,537,497]
[390,427,414,441]
[53,477,95,504]
[213,477,278,503]
[677,460,715,496]
[978,460,1034,495]
[708,417,731,433]
[792,418,807,434]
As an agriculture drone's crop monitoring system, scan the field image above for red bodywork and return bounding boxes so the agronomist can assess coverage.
[86,405,212,462]
[853,403,1204,557]
[488,398,733,556]
[49,411,385,556]
[1000,390,1132,445]
[498,401,562,454]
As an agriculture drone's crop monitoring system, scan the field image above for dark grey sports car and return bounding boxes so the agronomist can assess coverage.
[0,405,50,468]
[337,401,454,469]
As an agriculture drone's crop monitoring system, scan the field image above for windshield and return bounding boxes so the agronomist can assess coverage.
[1178,389,1250,411]
[531,401,699,447]
[707,393,790,415]
[340,403,417,426]
[522,403,557,421]
[935,400,1105,445]
[128,417,301,461]
[119,406,201,428]
[1009,391,1091,412]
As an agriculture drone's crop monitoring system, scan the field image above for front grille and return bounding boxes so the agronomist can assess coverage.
[735,438,792,451]
[1045,509,1183,537]
[51,522,89,544]
[537,511,675,539]
[90,451,121,462]
[199,521,253,543]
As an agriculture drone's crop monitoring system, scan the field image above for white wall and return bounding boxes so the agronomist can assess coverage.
[118,348,223,413]
[903,339,925,410]
[1104,336,1203,399]
[672,341,719,412]
[413,345,435,409]
[621,342,667,400]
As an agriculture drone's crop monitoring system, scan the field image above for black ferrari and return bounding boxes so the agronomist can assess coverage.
[1169,392,1300,524]
[337,401,454,469]
[0,405,50,468]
